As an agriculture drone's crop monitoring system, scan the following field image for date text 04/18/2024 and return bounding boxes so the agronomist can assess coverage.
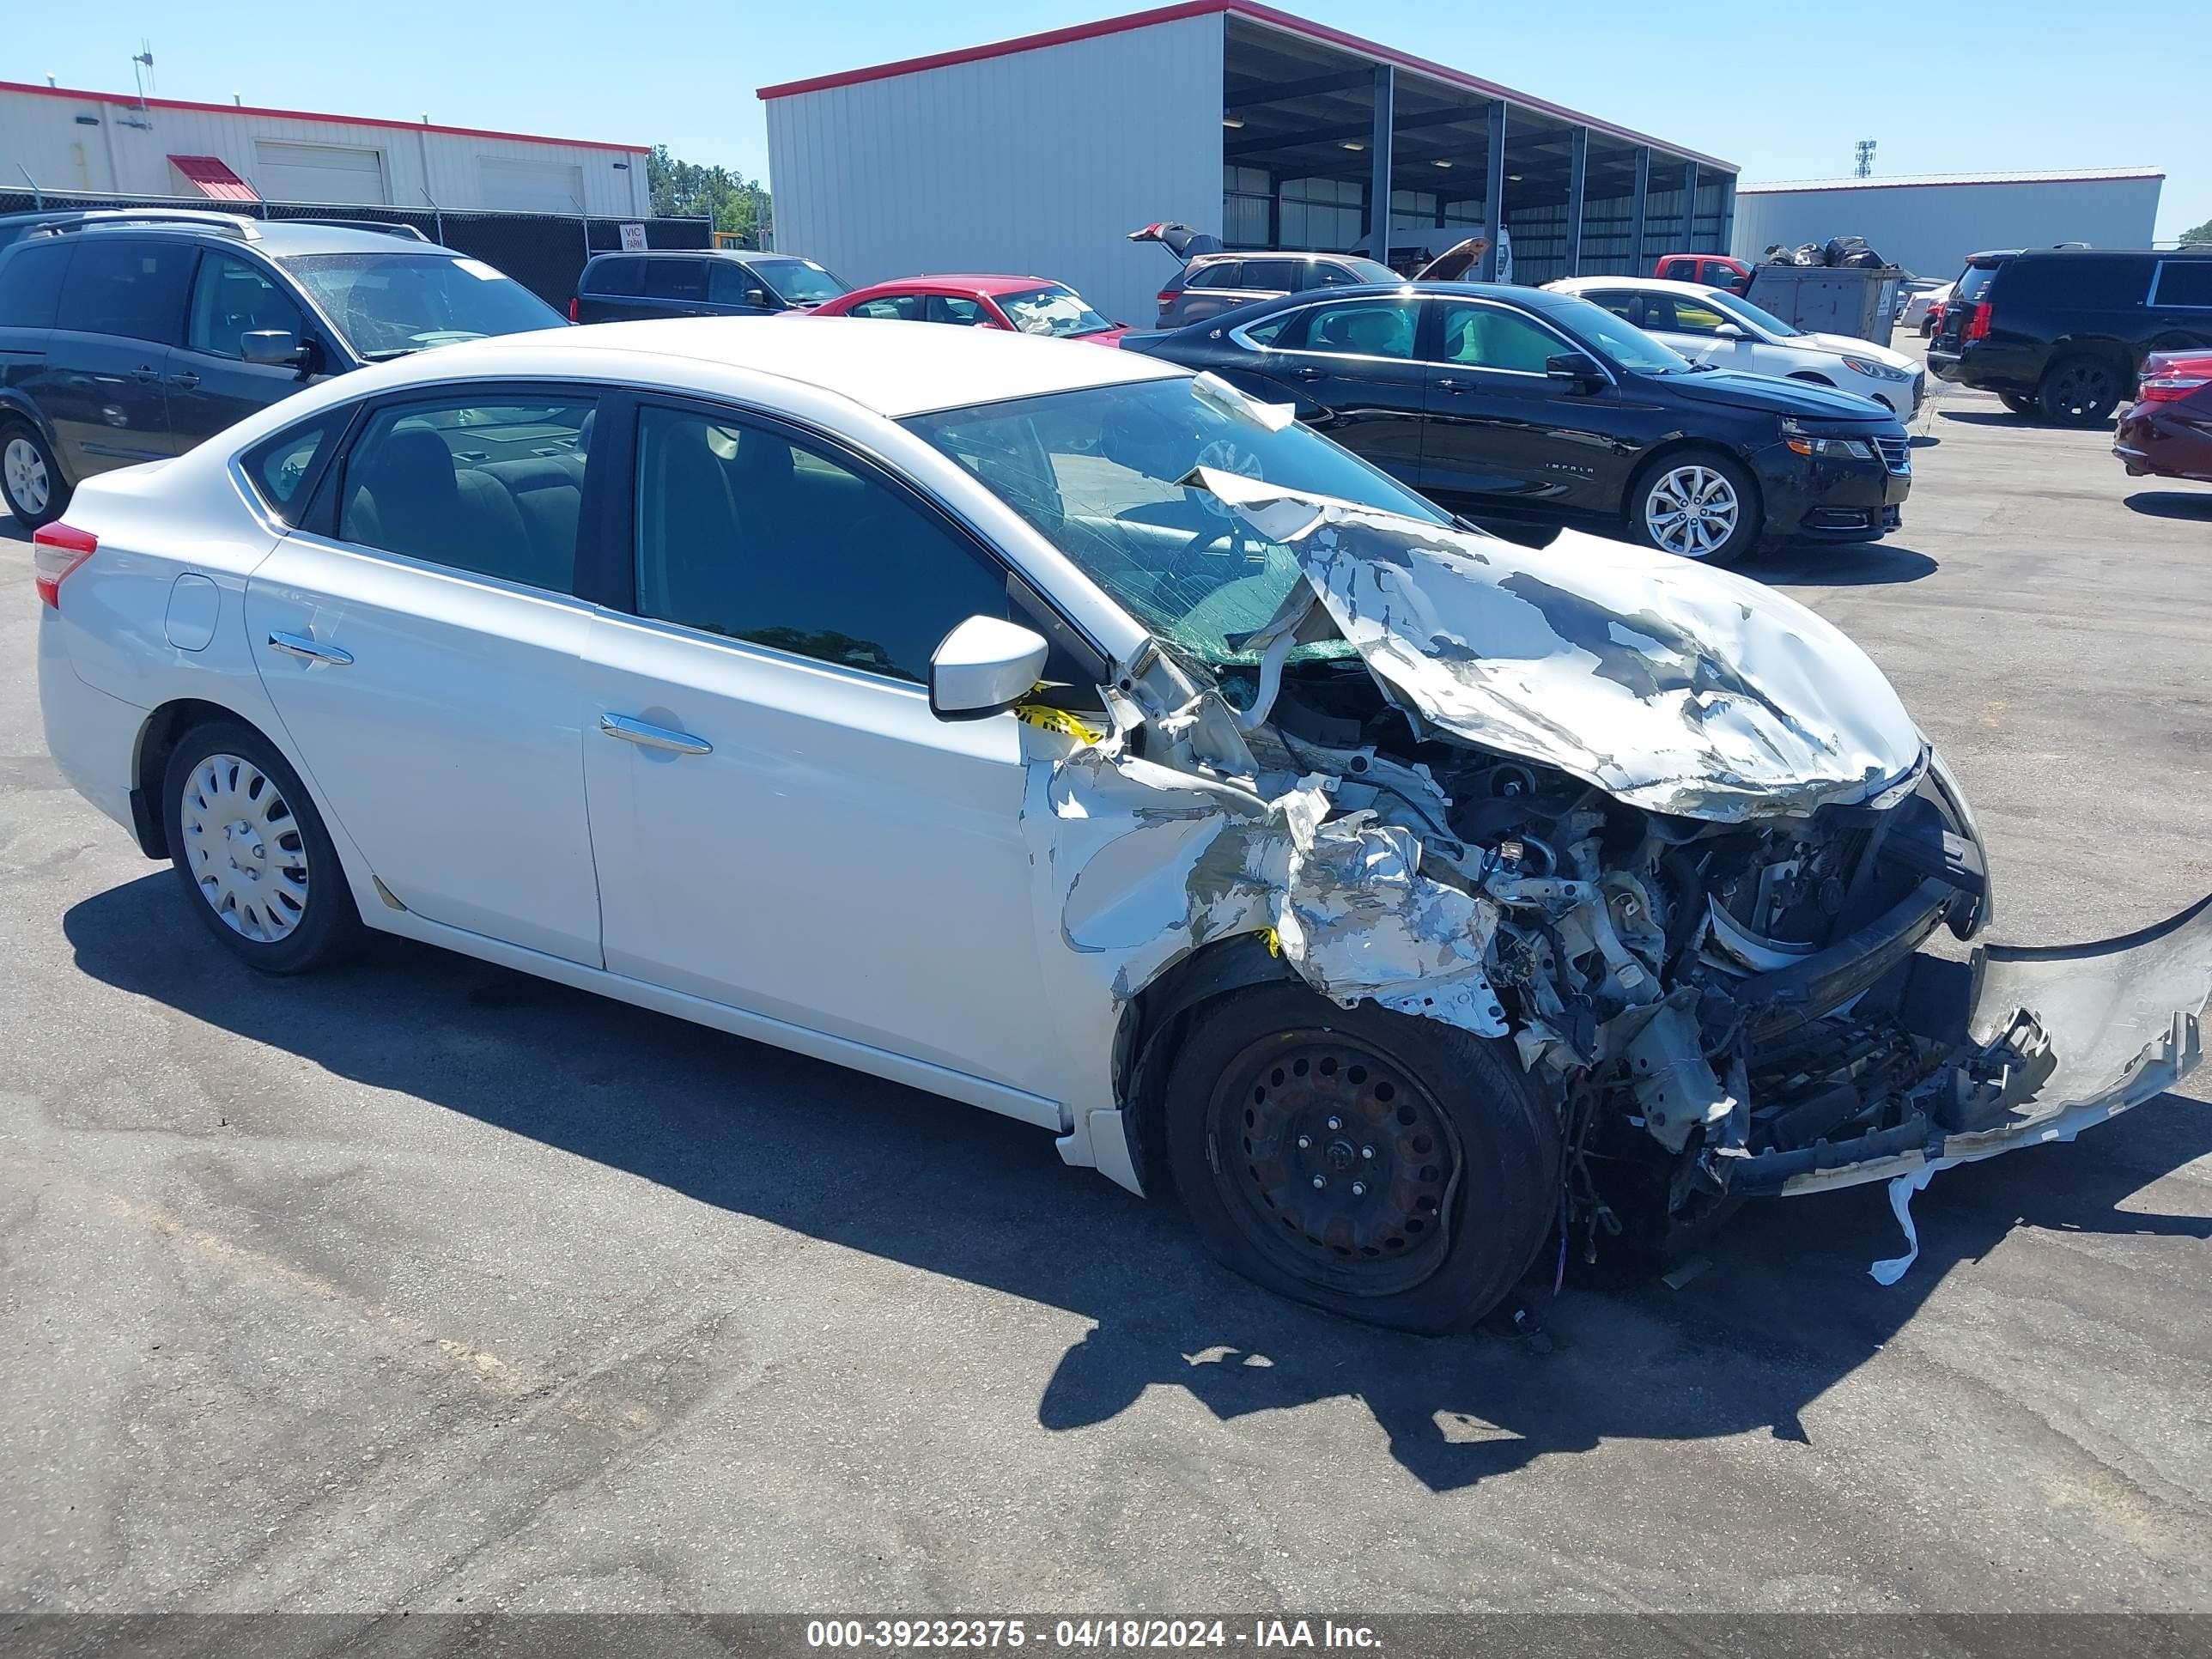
[805,1620,1382,1650]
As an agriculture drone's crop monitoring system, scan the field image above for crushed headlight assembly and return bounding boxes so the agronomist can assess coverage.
[1843,356,1911,381]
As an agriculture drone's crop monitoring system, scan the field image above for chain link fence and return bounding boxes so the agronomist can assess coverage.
[0,189,714,307]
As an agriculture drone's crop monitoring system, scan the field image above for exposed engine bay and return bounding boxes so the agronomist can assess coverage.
[1030,469,2212,1276]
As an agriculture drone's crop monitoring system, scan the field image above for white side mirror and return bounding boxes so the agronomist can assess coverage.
[929,616,1049,722]
[1713,322,1746,341]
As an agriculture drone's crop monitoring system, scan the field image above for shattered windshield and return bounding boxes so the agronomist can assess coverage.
[904,375,1450,668]
[283,253,564,360]
[996,284,1116,338]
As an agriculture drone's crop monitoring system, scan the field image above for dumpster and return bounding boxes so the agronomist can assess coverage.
[1743,264,1903,347]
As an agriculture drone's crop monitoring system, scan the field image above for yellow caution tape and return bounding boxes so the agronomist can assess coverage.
[1015,702,1105,744]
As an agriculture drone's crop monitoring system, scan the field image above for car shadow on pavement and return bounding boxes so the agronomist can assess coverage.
[63,874,2212,1494]
[1750,543,1938,587]
[2125,490,2212,522]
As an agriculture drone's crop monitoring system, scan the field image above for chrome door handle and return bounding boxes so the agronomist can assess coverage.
[168,370,201,390]
[265,630,353,665]
[1437,377,1472,391]
[600,712,712,756]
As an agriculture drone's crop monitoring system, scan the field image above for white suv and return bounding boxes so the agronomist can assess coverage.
[1548,276,1926,416]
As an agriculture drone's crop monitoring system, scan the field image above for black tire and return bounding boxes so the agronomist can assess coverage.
[162,720,362,975]
[2037,353,2122,426]
[1624,447,1760,567]
[1998,392,2038,417]
[1,419,69,531]
[1160,981,1561,1334]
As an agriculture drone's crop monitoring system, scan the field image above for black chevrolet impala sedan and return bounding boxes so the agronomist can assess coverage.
[1119,281,1911,566]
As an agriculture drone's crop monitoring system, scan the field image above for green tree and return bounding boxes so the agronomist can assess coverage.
[2181,216,2212,247]
[647,145,771,245]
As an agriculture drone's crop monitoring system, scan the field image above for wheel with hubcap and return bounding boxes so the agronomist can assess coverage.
[2,422,67,531]
[2037,354,2121,426]
[163,720,362,974]
[1627,452,1757,565]
[1162,981,1560,1333]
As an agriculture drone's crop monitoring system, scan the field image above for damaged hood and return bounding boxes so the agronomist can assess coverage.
[1203,471,1925,822]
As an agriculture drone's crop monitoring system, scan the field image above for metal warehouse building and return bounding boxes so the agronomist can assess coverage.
[1730,168,2166,281]
[0,79,651,216]
[760,0,1739,325]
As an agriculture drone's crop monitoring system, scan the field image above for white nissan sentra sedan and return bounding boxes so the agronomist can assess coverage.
[33,319,2212,1331]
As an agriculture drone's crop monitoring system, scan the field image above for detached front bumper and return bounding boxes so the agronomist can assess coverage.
[1733,890,2212,1197]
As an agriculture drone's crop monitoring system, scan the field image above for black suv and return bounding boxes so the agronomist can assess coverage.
[0,210,564,528]
[1929,247,2212,424]
[571,250,851,323]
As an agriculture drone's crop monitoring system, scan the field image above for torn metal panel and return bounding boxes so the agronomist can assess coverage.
[1196,469,1926,823]
[1026,724,1505,1037]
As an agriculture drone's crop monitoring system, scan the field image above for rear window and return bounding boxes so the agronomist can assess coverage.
[2002,254,2153,309]
[1953,261,2003,304]
[2153,259,2212,309]
[55,237,197,343]
[1184,262,1243,290]
[585,256,644,296]
[0,239,71,329]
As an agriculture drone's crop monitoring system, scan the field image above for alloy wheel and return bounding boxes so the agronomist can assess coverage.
[1206,1034,1461,1297]
[3,436,47,515]
[178,753,311,943]
[2045,361,2115,422]
[1644,464,1741,559]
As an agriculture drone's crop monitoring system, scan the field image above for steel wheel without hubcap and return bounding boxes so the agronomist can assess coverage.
[1643,463,1741,559]
[178,753,311,943]
[3,435,48,516]
[1206,1034,1462,1297]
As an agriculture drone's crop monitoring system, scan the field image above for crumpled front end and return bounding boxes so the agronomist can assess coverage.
[1030,477,2211,1274]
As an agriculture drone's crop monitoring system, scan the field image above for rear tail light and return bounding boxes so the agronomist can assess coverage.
[2137,370,2211,404]
[1965,301,1993,342]
[32,521,96,609]
[1157,289,1177,305]
[568,296,580,322]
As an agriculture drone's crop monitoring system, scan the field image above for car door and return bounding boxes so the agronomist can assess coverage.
[1648,291,1765,374]
[164,248,331,449]
[40,234,197,476]
[1253,294,1428,483]
[1420,295,1620,510]
[578,398,1064,1099]
[243,386,607,965]
[2146,258,2212,352]
[641,257,712,319]
[575,255,645,324]
[708,259,779,317]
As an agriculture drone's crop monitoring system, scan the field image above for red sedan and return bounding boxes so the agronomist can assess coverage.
[809,274,1130,344]
[2114,351,2212,484]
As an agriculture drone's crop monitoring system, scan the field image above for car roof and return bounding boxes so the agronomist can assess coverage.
[850,274,1060,296]
[418,315,1182,418]
[1190,249,1346,264]
[1551,276,1729,299]
[37,216,457,258]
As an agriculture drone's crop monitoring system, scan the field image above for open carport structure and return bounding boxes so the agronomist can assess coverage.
[761,0,1738,324]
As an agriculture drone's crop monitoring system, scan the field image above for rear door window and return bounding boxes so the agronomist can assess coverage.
[54,237,197,343]
[2152,261,2212,309]
[851,295,924,320]
[1184,262,1243,290]
[642,259,708,303]
[0,240,73,329]
[587,257,645,296]
[1238,258,1298,291]
[1285,297,1419,359]
[337,394,597,592]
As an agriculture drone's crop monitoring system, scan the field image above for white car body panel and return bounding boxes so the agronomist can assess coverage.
[244,535,605,965]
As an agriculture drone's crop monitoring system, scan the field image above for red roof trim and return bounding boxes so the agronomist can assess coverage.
[167,153,260,202]
[1737,172,2165,197]
[1,80,651,154]
[756,0,1736,171]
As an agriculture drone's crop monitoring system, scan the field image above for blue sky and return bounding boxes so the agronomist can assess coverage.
[12,1,2206,241]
